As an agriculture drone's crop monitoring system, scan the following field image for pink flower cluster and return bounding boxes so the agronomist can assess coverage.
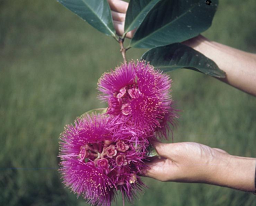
[59,61,177,206]
[60,115,148,206]
[98,61,176,139]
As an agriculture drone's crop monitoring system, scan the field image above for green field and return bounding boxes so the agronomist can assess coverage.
[0,0,256,205]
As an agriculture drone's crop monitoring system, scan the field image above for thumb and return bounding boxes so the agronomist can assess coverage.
[151,141,174,159]
[143,156,168,181]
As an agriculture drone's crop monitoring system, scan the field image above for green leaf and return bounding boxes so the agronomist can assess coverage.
[124,0,160,36]
[131,0,218,48]
[80,108,107,119]
[147,146,159,157]
[141,43,226,78]
[58,0,116,36]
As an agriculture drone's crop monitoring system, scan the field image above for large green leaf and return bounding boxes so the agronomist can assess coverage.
[141,43,226,78]
[58,0,116,36]
[131,0,218,48]
[124,0,160,36]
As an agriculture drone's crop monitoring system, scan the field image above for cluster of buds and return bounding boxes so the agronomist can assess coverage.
[78,140,137,185]
[59,61,177,206]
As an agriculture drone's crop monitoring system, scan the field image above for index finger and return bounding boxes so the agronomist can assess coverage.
[108,0,128,13]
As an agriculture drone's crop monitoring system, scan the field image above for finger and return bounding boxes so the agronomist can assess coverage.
[113,21,135,38]
[213,148,228,154]
[111,11,126,22]
[143,157,169,181]
[126,29,135,39]
[108,0,128,13]
[151,141,174,159]
[113,21,124,37]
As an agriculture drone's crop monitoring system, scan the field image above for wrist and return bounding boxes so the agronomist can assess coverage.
[184,35,256,96]
[207,153,256,192]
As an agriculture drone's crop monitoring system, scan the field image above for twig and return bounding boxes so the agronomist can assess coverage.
[119,37,127,64]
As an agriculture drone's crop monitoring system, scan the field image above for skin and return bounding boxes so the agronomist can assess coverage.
[147,141,255,192]
[183,36,256,97]
[108,0,256,193]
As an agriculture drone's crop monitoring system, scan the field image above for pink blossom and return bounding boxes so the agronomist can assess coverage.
[116,140,129,152]
[104,145,117,158]
[95,158,109,170]
[116,154,127,166]
[98,61,177,139]
[59,114,149,206]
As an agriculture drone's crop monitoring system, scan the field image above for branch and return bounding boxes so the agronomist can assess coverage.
[119,38,127,64]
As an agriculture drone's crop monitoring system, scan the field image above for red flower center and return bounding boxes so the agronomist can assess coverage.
[116,140,129,152]
[105,145,117,158]
[116,154,127,166]
[96,158,109,170]
[114,85,141,116]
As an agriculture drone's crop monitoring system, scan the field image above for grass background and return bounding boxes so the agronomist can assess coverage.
[0,0,256,205]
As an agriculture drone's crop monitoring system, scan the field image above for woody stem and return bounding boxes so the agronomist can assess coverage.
[119,37,127,64]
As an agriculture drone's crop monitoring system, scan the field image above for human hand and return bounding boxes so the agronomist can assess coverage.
[108,1,256,96]
[145,141,256,192]
[145,141,229,183]
[108,0,207,41]
[108,0,135,38]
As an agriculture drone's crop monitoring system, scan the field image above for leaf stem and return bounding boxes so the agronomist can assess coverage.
[113,35,119,42]
[121,32,127,40]
[119,37,127,64]
[126,46,131,51]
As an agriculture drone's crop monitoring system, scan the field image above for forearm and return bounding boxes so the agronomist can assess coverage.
[184,35,256,96]
[206,154,256,192]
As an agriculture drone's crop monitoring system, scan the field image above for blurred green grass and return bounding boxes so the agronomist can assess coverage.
[0,0,256,206]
